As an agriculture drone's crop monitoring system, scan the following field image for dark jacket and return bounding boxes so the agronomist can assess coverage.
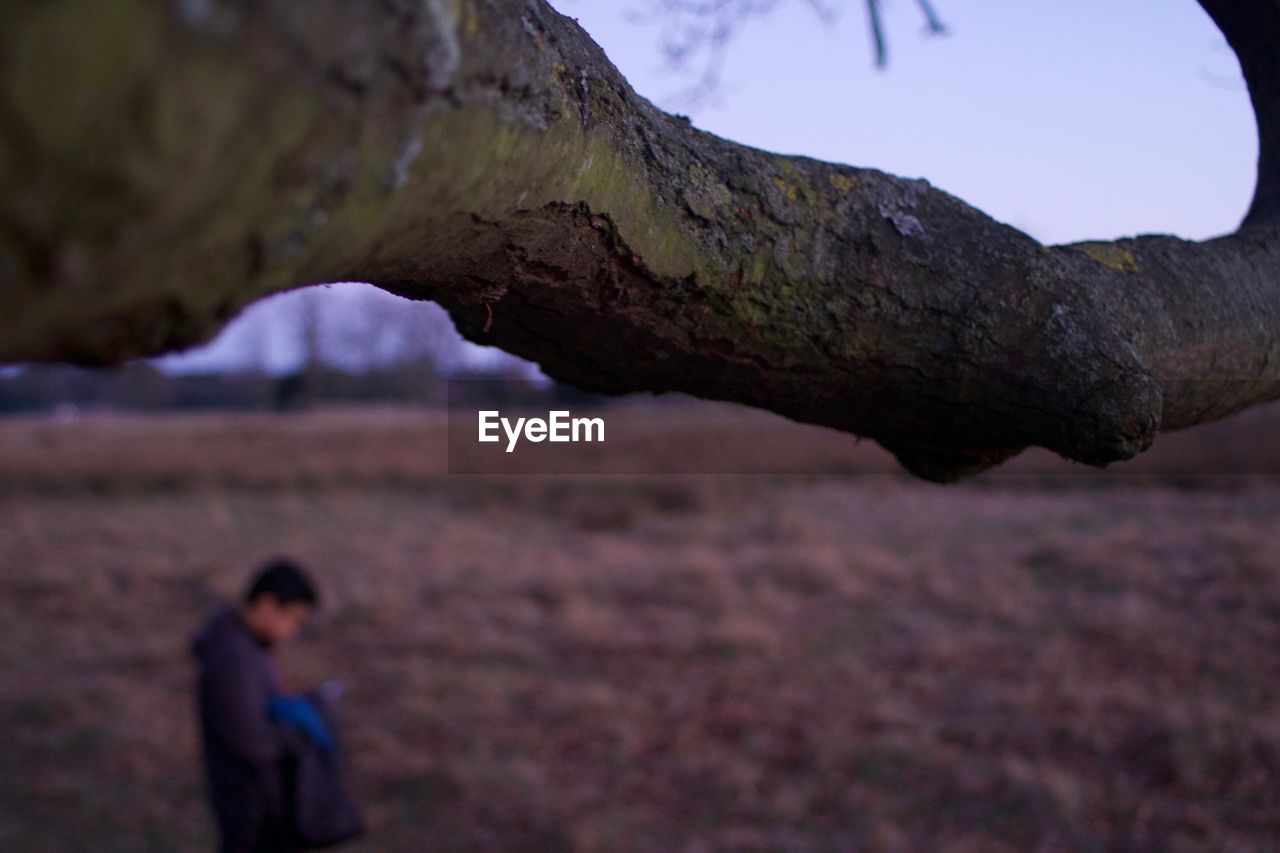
[192,605,298,853]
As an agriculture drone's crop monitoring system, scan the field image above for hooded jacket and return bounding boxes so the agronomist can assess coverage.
[191,605,298,852]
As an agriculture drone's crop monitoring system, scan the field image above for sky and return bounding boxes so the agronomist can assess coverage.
[157,0,1255,374]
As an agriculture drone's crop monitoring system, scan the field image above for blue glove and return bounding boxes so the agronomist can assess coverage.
[269,695,334,752]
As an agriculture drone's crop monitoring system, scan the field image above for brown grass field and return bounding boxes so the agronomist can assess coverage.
[2,403,1279,851]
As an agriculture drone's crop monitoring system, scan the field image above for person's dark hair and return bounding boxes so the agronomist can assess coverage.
[244,557,319,607]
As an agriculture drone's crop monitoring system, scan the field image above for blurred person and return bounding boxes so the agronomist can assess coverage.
[191,557,345,852]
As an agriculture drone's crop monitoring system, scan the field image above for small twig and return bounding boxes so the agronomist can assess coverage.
[915,0,947,34]
[866,0,886,68]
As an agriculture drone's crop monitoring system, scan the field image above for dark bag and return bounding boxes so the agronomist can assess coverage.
[280,695,364,849]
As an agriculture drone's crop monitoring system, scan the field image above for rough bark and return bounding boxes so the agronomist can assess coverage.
[1,0,1278,481]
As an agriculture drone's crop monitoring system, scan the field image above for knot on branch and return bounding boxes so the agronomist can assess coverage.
[871,285,1165,482]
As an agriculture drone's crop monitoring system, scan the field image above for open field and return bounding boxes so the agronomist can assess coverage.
[2,406,1280,850]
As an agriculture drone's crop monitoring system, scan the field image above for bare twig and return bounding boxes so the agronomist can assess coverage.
[635,0,948,100]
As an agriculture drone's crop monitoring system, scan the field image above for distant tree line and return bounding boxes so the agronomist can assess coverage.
[0,288,613,414]
[0,361,604,414]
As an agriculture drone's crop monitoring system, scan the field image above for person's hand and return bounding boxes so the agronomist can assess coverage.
[317,679,345,704]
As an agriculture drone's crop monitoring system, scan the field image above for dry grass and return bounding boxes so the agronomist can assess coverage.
[2,407,1280,850]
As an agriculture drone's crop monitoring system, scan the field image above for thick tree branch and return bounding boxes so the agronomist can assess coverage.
[1,0,1277,481]
[1200,0,1280,229]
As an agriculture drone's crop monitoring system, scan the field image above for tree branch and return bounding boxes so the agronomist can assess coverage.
[1,0,1277,481]
[1199,0,1280,229]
